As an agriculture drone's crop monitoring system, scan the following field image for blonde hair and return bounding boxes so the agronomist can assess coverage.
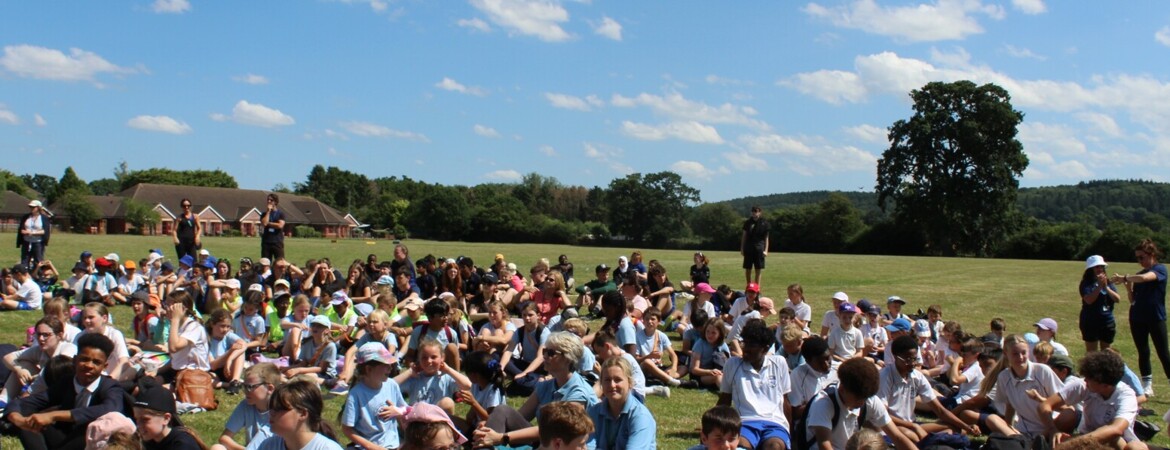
[846,428,886,450]
[245,362,282,386]
[980,334,1027,396]
[600,355,634,381]
[1032,341,1054,362]
[781,324,804,344]
[562,318,588,336]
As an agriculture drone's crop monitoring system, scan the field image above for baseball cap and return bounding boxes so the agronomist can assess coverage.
[832,291,849,302]
[179,255,195,267]
[913,319,931,337]
[856,299,875,314]
[375,275,394,286]
[838,302,858,314]
[248,283,265,293]
[887,296,905,305]
[885,318,912,333]
[595,263,610,272]
[9,264,28,274]
[133,384,183,427]
[80,251,93,259]
[481,273,499,284]
[746,282,761,293]
[757,297,777,314]
[330,291,351,305]
[258,257,272,266]
[1047,354,1076,374]
[160,262,175,272]
[28,199,42,208]
[147,252,163,264]
[494,253,505,261]
[310,315,331,328]
[222,279,241,290]
[403,403,468,445]
[274,279,291,289]
[694,282,716,294]
[1034,318,1058,333]
[72,261,88,273]
[199,249,210,256]
[123,260,137,270]
[95,257,114,269]
[105,253,119,262]
[355,343,398,365]
[1085,255,1107,270]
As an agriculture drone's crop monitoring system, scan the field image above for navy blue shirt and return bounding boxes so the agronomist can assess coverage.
[1131,263,1168,323]
[1079,279,1116,324]
[262,209,285,243]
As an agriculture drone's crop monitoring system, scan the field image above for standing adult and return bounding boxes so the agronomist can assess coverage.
[1080,255,1120,352]
[171,198,201,261]
[260,194,286,261]
[741,206,770,285]
[17,200,50,269]
[1114,239,1170,395]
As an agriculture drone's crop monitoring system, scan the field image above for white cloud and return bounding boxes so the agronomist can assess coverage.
[583,142,632,173]
[473,124,501,138]
[843,124,888,144]
[802,0,1004,43]
[151,0,190,14]
[0,105,18,125]
[1018,122,1087,156]
[484,169,523,181]
[469,0,571,42]
[736,133,878,175]
[705,74,752,86]
[211,100,294,127]
[127,115,192,134]
[1011,0,1046,14]
[434,77,488,96]
[339,121,430,142]
[233,73,269,85]
[670,161,712,181]
[1157,26,1170,47]
[539,145,557,156]
[723,151,769,171]
[1003,44,1045,60]
[621,121,724,144]
[457,17,492,32]
[33,113,46,126]
[0,44,139,83]
[1076,112,1122,137]
[331,0,389,13]
[593,17,622,41]
[544,92,603,111]
[609,91,769,130]
[780,70,867,105]
[739,133,813,155]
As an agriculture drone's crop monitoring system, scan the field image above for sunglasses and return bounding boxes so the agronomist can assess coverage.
[542,348,562,358]
[243,382,267,392]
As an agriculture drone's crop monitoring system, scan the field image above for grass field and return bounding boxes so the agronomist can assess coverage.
[0,233,1166,448]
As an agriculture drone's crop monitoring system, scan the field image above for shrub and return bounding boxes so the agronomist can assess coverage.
[294,225,322,238]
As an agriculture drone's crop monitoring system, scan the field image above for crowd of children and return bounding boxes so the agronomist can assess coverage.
[0,246,1159,450]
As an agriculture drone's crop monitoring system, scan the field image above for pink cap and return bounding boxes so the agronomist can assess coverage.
[694,283,716,294]
[757,297,777,314]
[403,402,467,444]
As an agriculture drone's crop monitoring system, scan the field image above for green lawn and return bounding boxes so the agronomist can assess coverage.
[0,233,1166,448]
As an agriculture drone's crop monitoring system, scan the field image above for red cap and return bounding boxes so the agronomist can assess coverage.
[746,282,760,293]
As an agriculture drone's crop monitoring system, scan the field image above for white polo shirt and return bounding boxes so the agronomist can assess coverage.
[1060,378,1139,442]
[721,354,792,429]
[788,363,838,407]
[954,361,984,403]
[878,364,937,421]
[806,390,891,450]
[995,362,1062,437]
[785,300,812,326]
[827,325,864,361]
[820,310,839,335]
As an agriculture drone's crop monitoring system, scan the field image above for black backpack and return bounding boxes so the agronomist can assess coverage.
[792,385,868,450]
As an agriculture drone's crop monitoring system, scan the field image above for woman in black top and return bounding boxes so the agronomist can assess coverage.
[690,252,711,285]
[171,198,201,260]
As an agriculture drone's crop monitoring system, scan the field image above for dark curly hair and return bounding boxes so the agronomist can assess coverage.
[891,335,918,357]
[740,319,774,349]
[838,357,880,399]
[1078,351,1125,386]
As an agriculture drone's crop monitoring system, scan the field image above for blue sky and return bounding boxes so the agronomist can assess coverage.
[2,0,1170,202]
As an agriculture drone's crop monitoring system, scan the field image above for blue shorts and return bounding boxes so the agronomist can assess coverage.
[740,420,790,449]
[16,301,34,311]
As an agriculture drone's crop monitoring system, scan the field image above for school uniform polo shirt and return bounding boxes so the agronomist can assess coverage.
[534,372,599,418]
[994,362,1062,437]
[788,363,838,408]
[806,390,891,450]
[586,396,657,450]
[878,365,936,421]
[720,355,792,429]
[1060,378,1139,442]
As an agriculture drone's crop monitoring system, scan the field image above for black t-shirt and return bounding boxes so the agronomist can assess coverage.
[690,264,710,284]
[176,213,198,242]
[144,429,203,450]
[416,273,436,299]
[742,217,769,249]
[390,259,416,281]
[262,209,285,243]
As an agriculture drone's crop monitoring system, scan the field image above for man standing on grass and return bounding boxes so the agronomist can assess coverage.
[741,205,770,285]
[260,193,286,261]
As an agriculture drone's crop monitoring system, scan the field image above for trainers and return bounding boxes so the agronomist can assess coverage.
[647,385,670,398]
[329,381,349,396]
[1144,379,1155,397]
[225,380,242,395]
[667,377,682,387]
[679,379,700,389]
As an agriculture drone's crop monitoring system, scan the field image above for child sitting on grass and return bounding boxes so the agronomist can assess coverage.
[635,308,684,387]
[688,405,741,450]
[335,309,397,395]
[405,298,461,371]
[806,358,916,450]
[233,291,268,357]
[561,318,598,384]
[1035,317,1069,356]
[394,337,472,417]
[283,315,339,388]
[778,323,805,371]
[784,283,812,334]
[689,317,730,389]
[206,308,247,394]
[592,330,669,399]
[341,343,408,450]
[827,302,864,368]
[211,362,280,450]
[536,401,594,450]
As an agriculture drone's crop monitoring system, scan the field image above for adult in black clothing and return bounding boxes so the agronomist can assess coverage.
[740,205,770,285]
[364,253,380,283]
[389,243,415,282]
[171,198,202,260]
[17,199,51,269]
[9,333,131,450]
[260,193,286,260]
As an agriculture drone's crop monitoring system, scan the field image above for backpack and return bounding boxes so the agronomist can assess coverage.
[413,321,457,345]
[980,432,1029,450]
[515,323,546,359]
[793,385,868,450]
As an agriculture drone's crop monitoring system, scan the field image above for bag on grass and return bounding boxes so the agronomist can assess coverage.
[175,369,218,411]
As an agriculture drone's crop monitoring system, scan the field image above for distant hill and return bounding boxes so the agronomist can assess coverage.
[719,179,1170,226]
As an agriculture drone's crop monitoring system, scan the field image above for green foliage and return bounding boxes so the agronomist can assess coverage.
[294,225,322,238]
[469,194,529,242]
[123,198,160,234]
[89,177,122,196]
[119,168,238,190]
[403,187,471,241]
[0,171,35,199]
[1085,221,1169,263]
[690,203,743,249]
[294,165,371,211]
[54,166,91,205]
[60,191,100,233]
[222,228,242,237]
[19,173,55,199]
[605,172,701,246]
[722,190,885,221]
[996,220,1099,260]
[805,193,866,253]
[877,80,1028,256]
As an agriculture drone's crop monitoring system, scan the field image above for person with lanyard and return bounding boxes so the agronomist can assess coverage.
[171,198,201,260]
[260,193,286,261]
[17,199,50,269]
[1113,238,1170,396]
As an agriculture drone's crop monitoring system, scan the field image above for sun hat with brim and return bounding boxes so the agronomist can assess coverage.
[310,315,331,328]
[356,342,398,365]
[330,291,351,305]
[376,275,395,286]
[1085,255,1107,270]
[133,385,183,427]
[400,298,424,311]
[913,319,931,337]
[402,403,468,444]
[179,255,195,268]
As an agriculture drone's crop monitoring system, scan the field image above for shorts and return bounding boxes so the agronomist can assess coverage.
[261,241,285,261]
[742,248,766,270]
[1080,320,1116,344]
[16,301,34,311]
[740,420,790,449]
